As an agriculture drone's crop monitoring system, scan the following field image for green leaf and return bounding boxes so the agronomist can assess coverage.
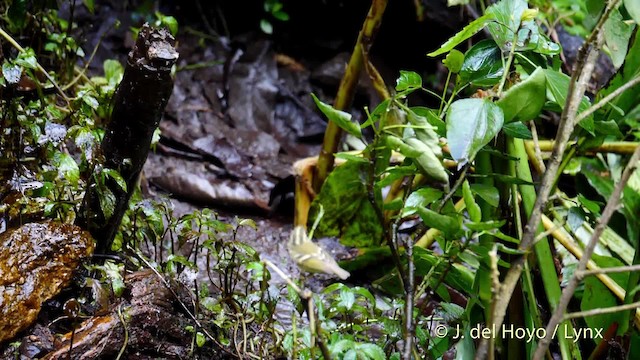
[335,152,368,163]
[427,13,495,57]
[627,0,640,25]
[470,183,500,207]
[411,107,446,136]
[443,49,464,73]
[260,19,273,34]
[599,33,640,122]
[310,161,383,247]
[486,0,528,51]
[446,98,504,166]
[53,152,80,185]
[356,343,386,360]
[8,0,27,31]
[604,8,635,69]
[413,206,461,236]
[544,69,593,132]
[156,13,179,36]
[83,0,95,14]
[396,70,422,91]
[497,67,546,123]
[103,260,125,297]
[103,168,127,192]
[104,59,124,86]
[311,93,361,138]
[462,180,481,222]
[502,122,533,139]
[459,39,504,86]
[405,188,443,209]
[196,332,206,347]
[272,11,290,21]
[15,48,38,70]
[581,274,622,336]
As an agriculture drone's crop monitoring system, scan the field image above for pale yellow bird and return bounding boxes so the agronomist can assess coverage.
[287,225,350,280]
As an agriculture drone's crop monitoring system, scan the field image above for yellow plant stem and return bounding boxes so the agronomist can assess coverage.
[541,215,640,328]
[526,140,639,155]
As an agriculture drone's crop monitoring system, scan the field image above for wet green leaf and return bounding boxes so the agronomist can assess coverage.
[460,39,504,86]
[486,0,528,51]
[497,67,546,123]
[446,98,504,166]
[427,13,495,57]
[311,93,361,138]
[396,70,422,91]
[53,152,79,185]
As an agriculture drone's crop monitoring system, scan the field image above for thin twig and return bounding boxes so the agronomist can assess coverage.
[576,264,640,278]
[533,144,640,359]
[402,222,415,360]
[575,75,640,123]
[563,300,640,321]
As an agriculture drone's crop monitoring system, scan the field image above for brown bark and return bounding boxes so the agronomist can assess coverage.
[76,24,178,253]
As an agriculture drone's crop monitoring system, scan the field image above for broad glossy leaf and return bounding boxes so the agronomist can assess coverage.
[502,122,533,139]
[311,93,361,138]
[486,0,528,51]
[427,13,495,57]
[460,39,504,86]
[627,0,640,25]
[604,8,635,69]
[446,98,504,166]
[310,160,383,247]
[497,67,546,122]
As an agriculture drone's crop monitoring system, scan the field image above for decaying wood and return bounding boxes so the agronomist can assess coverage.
[42,270,195,360]
[76,23,179,253]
